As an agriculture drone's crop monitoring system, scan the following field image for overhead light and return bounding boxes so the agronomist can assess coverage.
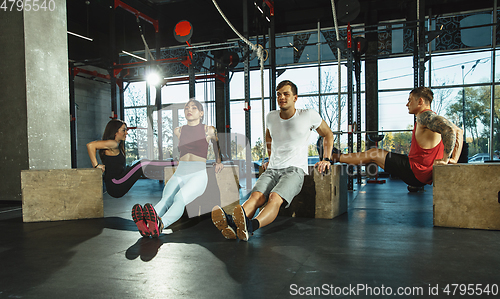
[254,2,264,14]
[146,72,161,86]
[67,31,93,41]
[122,50,147,61]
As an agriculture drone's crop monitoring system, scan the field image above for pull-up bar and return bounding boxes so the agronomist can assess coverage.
[114,0,159,33]
[332,129,413,135]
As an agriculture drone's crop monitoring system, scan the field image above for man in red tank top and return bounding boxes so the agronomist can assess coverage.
[330,87,463,187]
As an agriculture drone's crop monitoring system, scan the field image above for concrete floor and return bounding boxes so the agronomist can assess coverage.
[1,178,499,298]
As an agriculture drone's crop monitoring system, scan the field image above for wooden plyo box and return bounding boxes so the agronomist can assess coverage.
[21,169,103,223]
[214,165,240,209]
[280,164,348,219]
[433,164,500,230]
[314,164,348,219]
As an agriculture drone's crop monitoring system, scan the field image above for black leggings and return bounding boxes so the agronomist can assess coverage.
[104,160,175,198]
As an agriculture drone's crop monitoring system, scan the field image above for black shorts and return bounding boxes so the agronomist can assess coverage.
[384,152,425,187]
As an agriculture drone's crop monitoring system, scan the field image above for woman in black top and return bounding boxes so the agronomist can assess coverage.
[87,119,172,198]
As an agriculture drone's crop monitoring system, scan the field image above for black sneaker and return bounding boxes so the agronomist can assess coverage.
[144,203,164,238]
[233,204,253,241]
[132,204,150,237]
[211,206,237,240]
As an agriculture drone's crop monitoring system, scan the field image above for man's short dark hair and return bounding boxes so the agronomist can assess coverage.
[410,87,433,105]
[276,80,298,95]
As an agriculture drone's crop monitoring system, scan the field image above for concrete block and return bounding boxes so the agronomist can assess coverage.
[280,164,348,219]
[433,164,500,230]
[21,169,103,222]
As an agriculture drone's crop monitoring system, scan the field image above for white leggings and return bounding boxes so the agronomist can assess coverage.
[154,161,208,227]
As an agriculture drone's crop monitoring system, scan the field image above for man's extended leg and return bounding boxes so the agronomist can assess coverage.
[252,192,283,227]
[242,191,267,219]
[335,148,390,169]
[212,190,267,240]
[238,191,284,234]
[234,167,303,241]
[231,192,267,241]
[337,149,426,187]
[213,168,277,240]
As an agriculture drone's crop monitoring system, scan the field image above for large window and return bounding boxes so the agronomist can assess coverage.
[123,8,499,163]
[229,98,270,161]
[428,51,497,157]
[378,57,413,90]
[430,51,492,86]
[278,65,319,95]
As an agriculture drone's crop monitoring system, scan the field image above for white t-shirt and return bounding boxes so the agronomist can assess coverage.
[266,109,322,173]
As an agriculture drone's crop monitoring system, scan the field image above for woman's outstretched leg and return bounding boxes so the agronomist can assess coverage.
[160,170,208,228]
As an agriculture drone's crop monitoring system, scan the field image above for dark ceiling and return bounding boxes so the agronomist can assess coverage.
[66,0,494,67]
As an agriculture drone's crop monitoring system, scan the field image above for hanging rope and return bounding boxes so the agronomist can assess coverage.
[331,0,342,149]
[211,0,267,162]
[136,18,155,61]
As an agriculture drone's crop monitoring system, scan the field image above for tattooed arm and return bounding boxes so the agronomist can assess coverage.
[448,124,463,164]
[417,111,459,165]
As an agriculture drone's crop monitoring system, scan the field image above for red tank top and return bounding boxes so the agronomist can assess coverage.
[408,111,444,185]
[178,123,209,159]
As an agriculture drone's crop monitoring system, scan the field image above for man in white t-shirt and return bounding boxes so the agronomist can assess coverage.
[212,80,334,241]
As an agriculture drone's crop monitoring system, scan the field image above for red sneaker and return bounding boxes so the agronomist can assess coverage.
[144,203,164,238]
[132,204,150,237]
